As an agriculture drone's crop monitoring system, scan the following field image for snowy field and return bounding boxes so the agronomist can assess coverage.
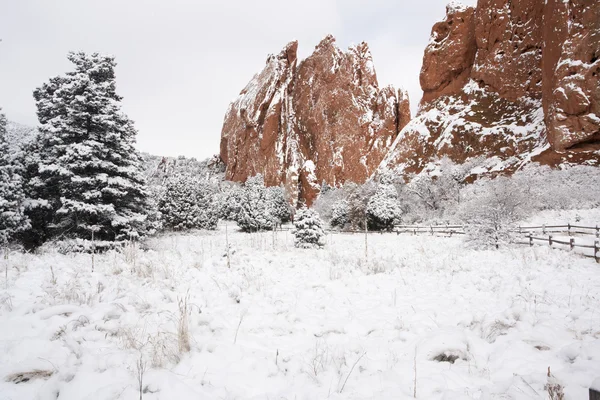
[1,220,600,400]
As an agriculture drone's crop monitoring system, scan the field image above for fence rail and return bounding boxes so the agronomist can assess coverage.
[392,221,600,262]
[515,232,599,262]
[516,223,600,237]
[268,221,600,261]
[394,224,466,236]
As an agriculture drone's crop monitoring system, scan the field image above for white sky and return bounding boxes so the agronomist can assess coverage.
[0,0,476,160]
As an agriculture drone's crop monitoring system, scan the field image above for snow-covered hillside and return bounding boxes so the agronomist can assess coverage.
[1,220,599,399]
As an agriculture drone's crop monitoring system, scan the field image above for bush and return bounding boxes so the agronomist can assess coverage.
[293,207,325,249]
[158,175,219,231]
[366,183,401,231]
[236,175,290,232]
[459,176,530,249]
[330,200,350,229]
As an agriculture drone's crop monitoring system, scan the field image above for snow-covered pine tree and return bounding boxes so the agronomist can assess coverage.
[236,175,272,232]
[293,206,325,249]
[0,109,29,245]
[265,186,291,224]
[366,182,402,231]
[158,175,218,230]
[29,52,150,245]
[330,199,350,229]
[216,182,245,222]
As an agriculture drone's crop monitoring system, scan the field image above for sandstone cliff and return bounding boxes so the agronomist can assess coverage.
[220,36,411,206]
[221,0,599,205]
[380,0,600,177]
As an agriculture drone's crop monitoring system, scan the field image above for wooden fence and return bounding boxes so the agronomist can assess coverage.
[516,223,600,237]
[273,222,600,261]
[394,224,465,236]
[391,222,600,262]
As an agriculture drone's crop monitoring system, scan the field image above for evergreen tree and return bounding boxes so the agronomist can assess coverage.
[28,52,150,244]
[366,182,402,231]
[293,206,325,249]
[330,200,349,229]
[265,186,291,224]
[235,175,291,231]
[158,175,218,230]
[237,175,273,232]
[0,109,29,245]
[218,184,244,221]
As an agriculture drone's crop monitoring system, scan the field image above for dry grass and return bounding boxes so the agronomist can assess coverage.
[545,367,565,400]
[178,295,190,354]
[5,369,54,384]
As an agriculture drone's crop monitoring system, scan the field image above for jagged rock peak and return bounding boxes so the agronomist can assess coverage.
[446,1,469,14]
[420,1,476,103]
[220,36,411,206]
[267,40,298,65]
[315,34,337,50]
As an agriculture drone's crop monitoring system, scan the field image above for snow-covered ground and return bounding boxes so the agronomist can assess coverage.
[1,219,599,399]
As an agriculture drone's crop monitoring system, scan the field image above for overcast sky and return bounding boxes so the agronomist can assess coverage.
[0,0,476,160]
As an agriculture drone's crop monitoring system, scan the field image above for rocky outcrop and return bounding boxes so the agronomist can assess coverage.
[220,36,411,206]
[221,0,599,202]
[380,0,600,178]
[543,0,600,151]
[220,41,298,191]
[420,2,477,104]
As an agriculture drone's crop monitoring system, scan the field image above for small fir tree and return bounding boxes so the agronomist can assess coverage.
[158,175,218,230]
[293,206,325,249]
[265,186,291,224]
[330,200,349,229]
[236,175,288,231]
[218,184,241,221]
[366,183,401,231]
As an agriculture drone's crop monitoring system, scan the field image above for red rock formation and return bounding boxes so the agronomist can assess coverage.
[293,36,410,204]
[380,0,600,178]
[420,2,477,104]
[220,36,411,206]
[543,0,600,151]
[471,0,545,100]
[220,41,298,190]
[222,1,599,200]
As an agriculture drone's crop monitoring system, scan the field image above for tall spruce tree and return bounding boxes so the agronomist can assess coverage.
[0,109,29,245]
[29,52,150,244]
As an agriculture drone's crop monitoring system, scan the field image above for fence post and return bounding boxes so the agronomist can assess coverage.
[595,240,599,264]
[529,233,533,247]
[570,238,575,251]
[596,225,599,239]
[413,228,416,236]
[543,224,546,235]
[549,235,553,246]
[518,225,521,234]
[364,217,368,263]
[568,223,571,236]
[430,226,433,236]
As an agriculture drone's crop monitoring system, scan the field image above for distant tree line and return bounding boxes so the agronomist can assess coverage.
[1,52,599,252]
